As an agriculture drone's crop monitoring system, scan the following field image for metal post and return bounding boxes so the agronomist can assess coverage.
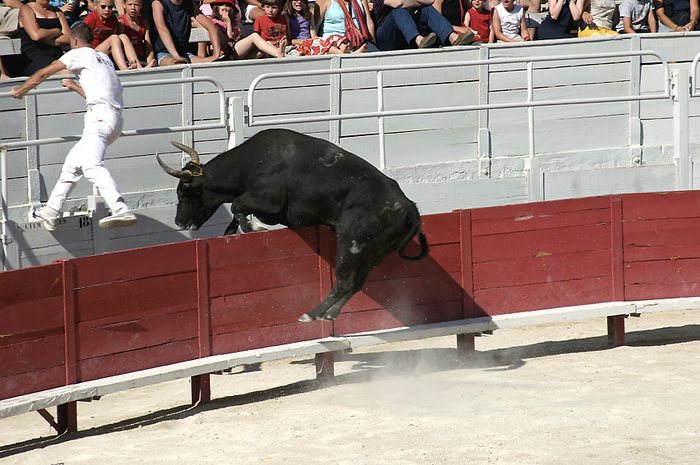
[1,146,8,271]
[377,70,386,171]
[526,62,543,202]
[228,97,245,149]
[672,69,691,190]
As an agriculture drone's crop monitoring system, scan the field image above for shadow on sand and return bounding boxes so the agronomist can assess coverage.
[2,323,699,457]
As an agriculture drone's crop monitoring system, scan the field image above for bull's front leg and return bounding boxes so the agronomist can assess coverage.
[224,207,257,235]
[299,240,376,322]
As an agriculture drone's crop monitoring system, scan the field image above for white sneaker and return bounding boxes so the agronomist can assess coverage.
[33,206,60,232]
[98,211,138,229]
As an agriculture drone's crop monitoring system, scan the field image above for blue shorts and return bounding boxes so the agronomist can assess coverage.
[156,51,196,65]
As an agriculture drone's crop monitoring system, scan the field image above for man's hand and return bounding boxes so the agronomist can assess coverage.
[61,78,79,92]
[11,86,28,99]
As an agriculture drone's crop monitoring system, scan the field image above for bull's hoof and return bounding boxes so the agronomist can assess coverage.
[298,313,315,323]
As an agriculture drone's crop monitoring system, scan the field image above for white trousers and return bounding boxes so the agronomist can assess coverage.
[47,103,129,214]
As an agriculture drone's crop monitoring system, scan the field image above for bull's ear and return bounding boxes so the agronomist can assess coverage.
[156,152,193,182]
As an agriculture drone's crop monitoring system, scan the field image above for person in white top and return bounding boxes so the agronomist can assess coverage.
[11,22,137,231]
[493,0,530,41]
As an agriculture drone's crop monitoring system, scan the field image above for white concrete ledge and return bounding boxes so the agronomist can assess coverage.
[1,297,698,420]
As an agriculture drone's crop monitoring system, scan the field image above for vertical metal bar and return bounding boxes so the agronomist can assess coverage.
[477,46,491,177]
[1,147,8,271]
[377,70,386,171]
[673,69,691,190]
[527,61,535,161]
[329,56,341,144]
[628,35,643,165]
[228,97,245,149]
[526,61,543,202]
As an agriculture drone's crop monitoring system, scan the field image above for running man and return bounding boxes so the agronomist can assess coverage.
[12,22,137,231]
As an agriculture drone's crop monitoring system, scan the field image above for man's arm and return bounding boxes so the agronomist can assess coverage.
[3,0,24,9]
[151,0,187,61]
[11,59,68,99]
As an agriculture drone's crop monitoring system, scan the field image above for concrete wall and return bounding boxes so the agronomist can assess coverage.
[2,33,700,269]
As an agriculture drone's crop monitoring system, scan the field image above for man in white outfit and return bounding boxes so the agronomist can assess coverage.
[11,22,137,231]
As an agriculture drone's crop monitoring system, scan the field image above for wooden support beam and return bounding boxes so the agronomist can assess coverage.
[607,315,626,347]
[57,402,77,434]
[191,374,211,405]
[315,352,335,382]
[456,333,476,362]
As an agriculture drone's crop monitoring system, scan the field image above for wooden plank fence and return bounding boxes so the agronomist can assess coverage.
[3,190,700,438]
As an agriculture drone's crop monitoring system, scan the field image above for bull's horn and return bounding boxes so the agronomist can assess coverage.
[156,152,192,181]
[170,141,201,165]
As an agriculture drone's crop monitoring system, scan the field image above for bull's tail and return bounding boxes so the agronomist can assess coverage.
[398,205,429,261]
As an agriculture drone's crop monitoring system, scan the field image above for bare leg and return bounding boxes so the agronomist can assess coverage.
[234,32,285,58]
[118,33,141,69]
[97,35,130,70]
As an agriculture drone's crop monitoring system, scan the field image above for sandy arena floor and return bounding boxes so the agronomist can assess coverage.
[1,310,699,465]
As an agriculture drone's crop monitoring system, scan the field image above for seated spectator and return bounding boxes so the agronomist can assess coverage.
[434,0,480,39]
[49,0,90,25]
[655,0,699,31]
[615,0,656,32]
[209,0,242,40]
[151,0,223,65]
[211,0,284,57]
[464,0,493,42]
[288,0,355,54]
[17,0,71,76]
[370,0,474,52]
[253,0,288,52]
[118,0,156,66]
[315,0,373,52]
[285,0,315,44]
[1,0,23,79]
[536,0,587,39]
[84,0,142,69]
[582,0,616,29]
[493,0,530,40]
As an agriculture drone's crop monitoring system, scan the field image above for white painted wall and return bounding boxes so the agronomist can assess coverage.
[2,33,700,270]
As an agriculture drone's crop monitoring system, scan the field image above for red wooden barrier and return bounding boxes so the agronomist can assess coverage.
[4,190,700,405]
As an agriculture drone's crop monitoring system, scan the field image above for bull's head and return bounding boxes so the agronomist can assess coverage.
[157,142,219,231]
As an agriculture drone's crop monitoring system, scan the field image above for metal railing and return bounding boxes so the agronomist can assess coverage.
[247,50,672,170]
[0,76,228,271]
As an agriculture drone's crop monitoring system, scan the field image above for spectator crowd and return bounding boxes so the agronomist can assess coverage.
[1,0,698,78]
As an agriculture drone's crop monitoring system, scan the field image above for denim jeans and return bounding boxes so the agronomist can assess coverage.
[375,6,454,51]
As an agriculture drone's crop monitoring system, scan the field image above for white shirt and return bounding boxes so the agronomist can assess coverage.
[495,3,525,40]
[616,0,654,31]
[59,47,124,110]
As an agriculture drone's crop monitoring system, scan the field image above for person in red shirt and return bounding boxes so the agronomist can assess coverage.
[464,0,494,42]
[83,0,141,69]
[118,0,155,67]
[253,0,288,55]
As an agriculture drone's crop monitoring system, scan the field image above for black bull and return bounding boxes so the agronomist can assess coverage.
[157,128,428,322]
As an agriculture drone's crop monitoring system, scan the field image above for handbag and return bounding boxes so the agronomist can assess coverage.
[337,0,371,49]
